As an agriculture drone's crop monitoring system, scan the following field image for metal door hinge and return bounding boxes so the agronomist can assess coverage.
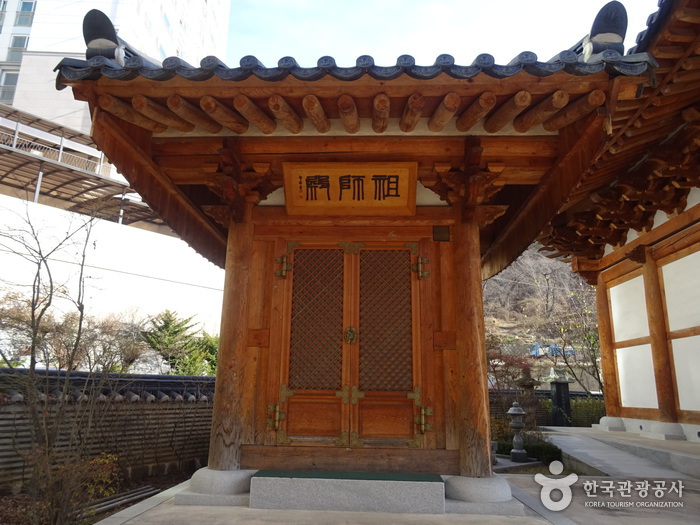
[417,406,434,434]
[275,254,292,278]
[412,257,430,279]
[266,403,285,430]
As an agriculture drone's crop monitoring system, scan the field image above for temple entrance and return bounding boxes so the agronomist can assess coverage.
[273,241,425,448]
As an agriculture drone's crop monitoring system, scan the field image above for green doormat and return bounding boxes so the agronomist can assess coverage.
[253,470,443,483]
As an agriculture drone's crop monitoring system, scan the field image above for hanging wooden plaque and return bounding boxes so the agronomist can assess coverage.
[283,162,417,216]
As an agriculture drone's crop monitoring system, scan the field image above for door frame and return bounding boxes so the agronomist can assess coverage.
[266,235,435,449]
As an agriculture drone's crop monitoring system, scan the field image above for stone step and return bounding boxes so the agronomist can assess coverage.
[249,470,446,514]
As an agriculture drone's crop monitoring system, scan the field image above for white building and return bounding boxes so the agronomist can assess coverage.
[3,0,230,132]
[0,1,230,337]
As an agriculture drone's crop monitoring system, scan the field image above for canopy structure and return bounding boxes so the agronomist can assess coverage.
[0,103,163,228]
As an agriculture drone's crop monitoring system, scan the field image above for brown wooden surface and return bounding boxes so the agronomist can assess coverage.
[642,251,679,422]
[302,94,331,133]
[543,90,605,131]
[428,92,461,132]
[208,197,257,470]
[98,94,166,133]
[132,95,194,132]
[268,94,303,134]
[273,241,425,448]
[596,275,621,417]
[91,111,227,266]
[455,92,496,132]
[372,93,390,133]
[454,210,492,476]
[399,93,425,132]
[200,95,249,134]
[481,110,606,279]
[338,94,360,134]
[513,90,569,132]
[167,94,222,133]
[483,91,531,133]
[234,94,276,134]
[240,445,460,474]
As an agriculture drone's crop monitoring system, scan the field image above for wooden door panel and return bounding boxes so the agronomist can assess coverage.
[357,398,414,439]
[277,241,426,448]
[286,396,344,438]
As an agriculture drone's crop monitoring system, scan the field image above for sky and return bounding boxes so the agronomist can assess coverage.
[227,0,660,67]
[1,0,663,338]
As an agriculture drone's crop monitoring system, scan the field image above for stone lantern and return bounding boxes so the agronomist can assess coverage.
[507,401,528,462]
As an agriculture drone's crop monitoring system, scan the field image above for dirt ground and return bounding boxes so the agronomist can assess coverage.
[0,469,194,525]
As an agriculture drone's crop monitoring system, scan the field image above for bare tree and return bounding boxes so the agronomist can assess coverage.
[0,203,122,524]
[483,244,603,394]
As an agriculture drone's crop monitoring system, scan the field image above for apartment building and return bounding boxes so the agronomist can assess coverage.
[1,0,230,132]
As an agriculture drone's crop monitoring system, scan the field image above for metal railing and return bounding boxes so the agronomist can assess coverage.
[0,129,100,173]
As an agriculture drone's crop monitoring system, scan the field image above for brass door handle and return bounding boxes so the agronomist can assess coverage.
[344,327,358,344]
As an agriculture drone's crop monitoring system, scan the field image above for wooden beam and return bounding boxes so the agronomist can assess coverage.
[268,95,303,134]
[456,92,496,132]
[513,90,569,133]
[483,91,531,133]
[167,95,222,134]
[428,92,461,132]
[131,95,194,132]
[543,90,605,131]
[234,94,276,134]
[91,110,226,265]
[241,445,460,475]
[642,250,679,422]
[596,275,621,417]
[372,93,390,133]
[200,95,249,134]
[399,93,425,132]
[302,94,331,133]
[338,94,361,133]
[481,109,607,279]
[98,94,167,133]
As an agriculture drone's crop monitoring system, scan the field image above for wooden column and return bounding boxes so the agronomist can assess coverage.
[642,250,678,422]
[596,274,621,417]
[208,196,258,470]
[453,204,492,477]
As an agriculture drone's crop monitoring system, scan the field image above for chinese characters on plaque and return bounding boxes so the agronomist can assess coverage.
[283,162,417,216]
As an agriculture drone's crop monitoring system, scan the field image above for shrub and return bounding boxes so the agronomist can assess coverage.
[571,396,606,427]
[495,433,562,465]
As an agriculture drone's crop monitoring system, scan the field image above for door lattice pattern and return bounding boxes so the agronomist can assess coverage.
[359,250,413,392]
[288,249,344,390]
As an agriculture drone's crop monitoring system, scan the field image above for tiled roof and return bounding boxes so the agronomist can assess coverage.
[55,49,656,87]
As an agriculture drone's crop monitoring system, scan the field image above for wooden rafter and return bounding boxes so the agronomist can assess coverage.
[91,110,227,266]
[481,109,607,278]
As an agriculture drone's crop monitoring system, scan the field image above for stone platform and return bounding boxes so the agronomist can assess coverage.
[249,470,446,514]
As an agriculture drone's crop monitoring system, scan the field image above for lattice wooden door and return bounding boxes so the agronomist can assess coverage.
[275,242,422,447]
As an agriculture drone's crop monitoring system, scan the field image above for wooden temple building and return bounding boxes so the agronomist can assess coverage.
[54,0,699,499]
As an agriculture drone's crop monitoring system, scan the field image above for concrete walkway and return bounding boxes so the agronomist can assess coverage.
[96,427,700,524]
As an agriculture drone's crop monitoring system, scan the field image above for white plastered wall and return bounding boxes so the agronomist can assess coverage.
[662,251,700,412]
[609,275,659,408]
